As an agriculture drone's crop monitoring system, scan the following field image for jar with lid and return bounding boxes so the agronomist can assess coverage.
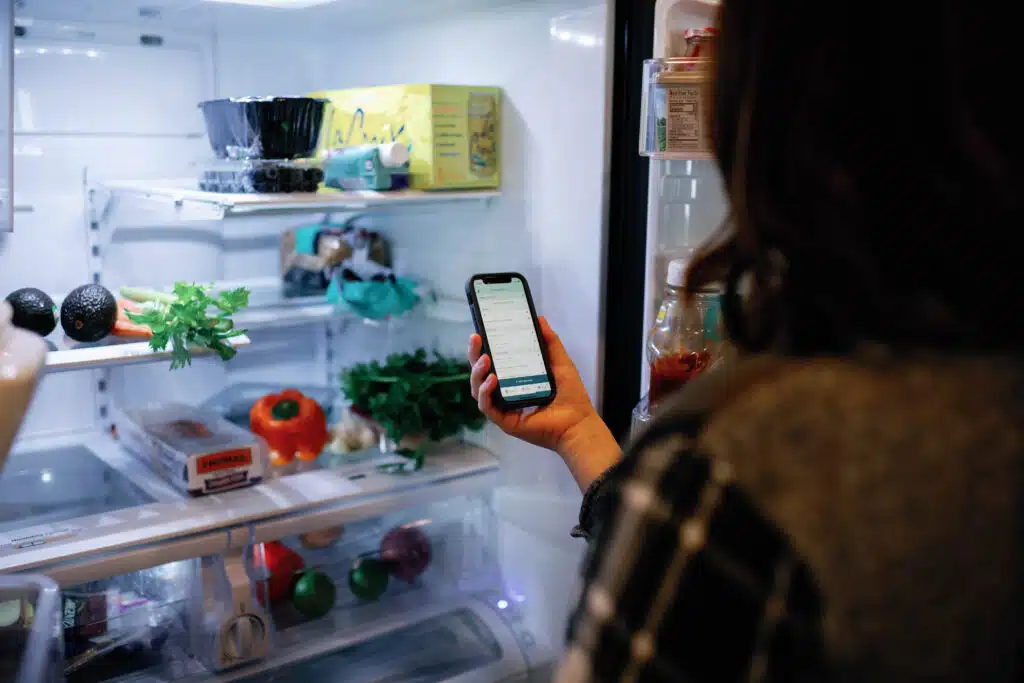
[645,259,721,409]
[0,301,47,468]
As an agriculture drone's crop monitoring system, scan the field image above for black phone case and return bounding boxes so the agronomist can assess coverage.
[466,273,557,411]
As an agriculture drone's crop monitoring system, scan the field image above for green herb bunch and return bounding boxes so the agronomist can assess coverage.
[340,349,485,445]
[122,283,249,370]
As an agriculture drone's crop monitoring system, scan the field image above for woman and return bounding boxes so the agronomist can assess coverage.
[470,0,1022,681]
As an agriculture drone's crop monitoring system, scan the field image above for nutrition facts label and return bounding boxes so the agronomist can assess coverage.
[665,84,703,151]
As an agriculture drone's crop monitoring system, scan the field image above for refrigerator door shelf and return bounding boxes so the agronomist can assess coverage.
[0,431,499,589]
[639,58,715,161]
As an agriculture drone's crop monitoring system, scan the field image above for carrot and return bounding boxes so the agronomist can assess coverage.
[113,300,154,338]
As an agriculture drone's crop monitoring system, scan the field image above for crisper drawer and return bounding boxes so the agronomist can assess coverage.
[231,603,528,683]
[44,494,533,683]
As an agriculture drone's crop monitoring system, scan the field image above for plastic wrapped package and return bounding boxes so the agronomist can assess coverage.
[279,216,390,299]
[61,562,194,683]
[0,575,62,683]
[117,403,269,497]
[198,158,324,194]
[198,97,327,161]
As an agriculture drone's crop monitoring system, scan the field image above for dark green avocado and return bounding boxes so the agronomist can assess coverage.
[5,287,58,336]
[60,284,117,343]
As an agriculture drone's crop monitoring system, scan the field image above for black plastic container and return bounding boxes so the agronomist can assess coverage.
[198,160,325,194]
[198,97,327,160]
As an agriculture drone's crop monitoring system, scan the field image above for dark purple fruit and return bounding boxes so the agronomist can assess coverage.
[380,525,432,584]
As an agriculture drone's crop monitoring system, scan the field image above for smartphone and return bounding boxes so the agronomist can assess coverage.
[466,273,557,410]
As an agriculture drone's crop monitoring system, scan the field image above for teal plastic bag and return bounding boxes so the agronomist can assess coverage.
[328,276,421,320]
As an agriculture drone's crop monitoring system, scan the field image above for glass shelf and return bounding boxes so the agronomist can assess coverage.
[0,445,155,537]
[45,334,251,374]
[99,179,500,224]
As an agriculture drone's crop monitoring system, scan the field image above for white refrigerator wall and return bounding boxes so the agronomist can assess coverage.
[0,0,611,653]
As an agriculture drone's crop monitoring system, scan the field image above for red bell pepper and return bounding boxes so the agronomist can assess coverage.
[250,389,329,466]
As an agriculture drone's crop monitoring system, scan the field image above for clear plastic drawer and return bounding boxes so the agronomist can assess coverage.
[0,575,63,683]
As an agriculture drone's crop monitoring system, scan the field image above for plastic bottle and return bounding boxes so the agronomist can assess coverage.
[645,259,714,408]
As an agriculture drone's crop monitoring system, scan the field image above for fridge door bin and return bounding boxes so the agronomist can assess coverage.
[0,575,63,683]
[639,57,714,160]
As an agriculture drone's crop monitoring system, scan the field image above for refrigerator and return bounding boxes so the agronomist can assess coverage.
[0,0,726,681]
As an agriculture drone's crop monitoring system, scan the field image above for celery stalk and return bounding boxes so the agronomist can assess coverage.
[120,286,177,305]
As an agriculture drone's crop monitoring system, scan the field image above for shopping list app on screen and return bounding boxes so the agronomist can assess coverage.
[474,278,553,402]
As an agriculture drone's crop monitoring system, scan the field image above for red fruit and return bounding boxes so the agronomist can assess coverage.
[253,541,305,604]
[380,525,431,584]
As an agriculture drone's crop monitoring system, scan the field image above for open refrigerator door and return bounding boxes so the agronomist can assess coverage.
[629,0,728,435]
[0,0,614,680]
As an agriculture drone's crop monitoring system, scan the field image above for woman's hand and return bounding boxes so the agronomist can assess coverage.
[468,317,620,490]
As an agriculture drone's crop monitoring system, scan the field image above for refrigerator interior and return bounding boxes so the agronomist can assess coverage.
[0,0,614,679]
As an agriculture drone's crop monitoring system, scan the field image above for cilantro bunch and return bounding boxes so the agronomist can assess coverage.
[340,349,485,446]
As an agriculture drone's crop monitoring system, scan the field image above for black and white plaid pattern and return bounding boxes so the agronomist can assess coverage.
[559,415,826,683]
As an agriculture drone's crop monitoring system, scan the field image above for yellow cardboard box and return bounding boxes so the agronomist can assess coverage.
[307,84,501,191]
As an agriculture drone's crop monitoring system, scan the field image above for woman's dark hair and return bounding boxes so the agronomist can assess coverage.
[685,1,1021,355]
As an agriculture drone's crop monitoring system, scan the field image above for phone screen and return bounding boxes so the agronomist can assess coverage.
[473,277,553,402]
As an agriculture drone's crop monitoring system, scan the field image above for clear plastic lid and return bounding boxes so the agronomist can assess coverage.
[0,575,63,683]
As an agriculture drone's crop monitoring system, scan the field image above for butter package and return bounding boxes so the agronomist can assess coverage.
[118,404,267,497]
[307,84,501,191]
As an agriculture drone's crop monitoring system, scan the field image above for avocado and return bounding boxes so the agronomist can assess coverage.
[60,284,117,343]
[5,287,57,336]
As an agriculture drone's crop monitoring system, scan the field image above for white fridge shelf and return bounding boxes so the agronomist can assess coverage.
[45,334,251,374]
[0,432,498,587]
[206,277,473,330]
[99,179,500,222]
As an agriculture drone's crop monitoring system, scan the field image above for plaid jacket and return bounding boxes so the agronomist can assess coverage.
[560,409,827,683]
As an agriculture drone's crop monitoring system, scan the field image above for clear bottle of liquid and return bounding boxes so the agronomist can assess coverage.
[646,259,715,408]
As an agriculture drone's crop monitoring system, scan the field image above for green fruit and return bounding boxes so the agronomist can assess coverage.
[291,569,336,619]
[348,558,389,601]
[60,284,117,342]
[6,287,57,336]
